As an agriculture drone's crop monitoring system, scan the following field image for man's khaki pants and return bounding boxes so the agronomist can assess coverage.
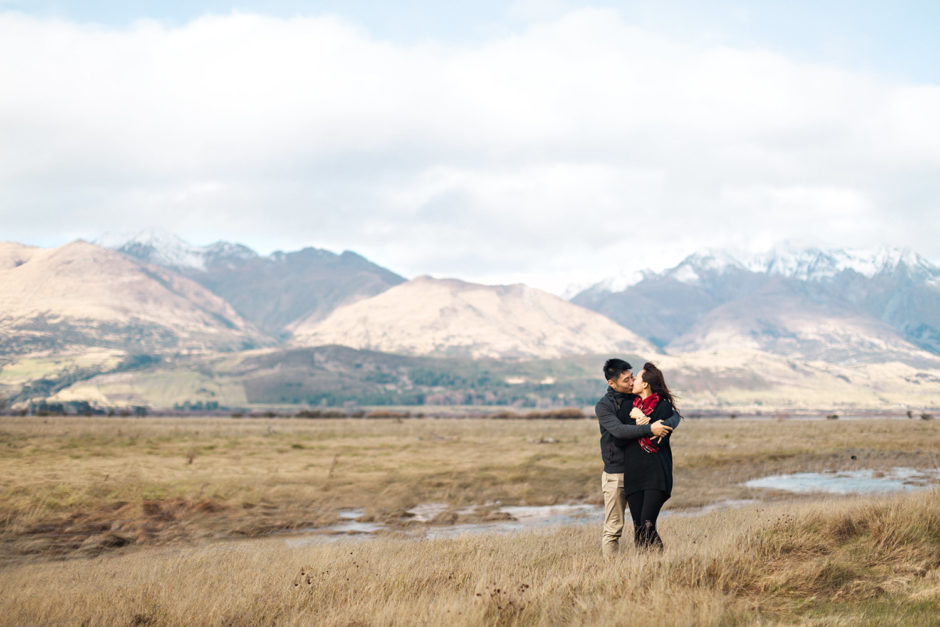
[601,471,627,557]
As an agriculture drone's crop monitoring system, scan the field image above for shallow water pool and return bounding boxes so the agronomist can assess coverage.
[744,467,940,494]
[283,499,759,547]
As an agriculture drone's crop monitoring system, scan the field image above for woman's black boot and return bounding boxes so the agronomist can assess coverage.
[638,521,663,551]
[648,527,664,552]
[633,524,643,548]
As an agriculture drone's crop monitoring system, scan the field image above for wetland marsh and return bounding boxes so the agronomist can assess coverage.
[0,416,937,624]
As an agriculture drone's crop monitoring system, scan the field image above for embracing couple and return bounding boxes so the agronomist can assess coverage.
[595,358,681,557]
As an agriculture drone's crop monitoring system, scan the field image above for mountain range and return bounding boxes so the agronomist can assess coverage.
[0,240,268,354]
[98,230,405,337]
[1,230,938,410]
[289,275,655,358]
[572,247,940,359]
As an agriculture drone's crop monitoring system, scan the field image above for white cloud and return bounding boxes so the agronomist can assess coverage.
[508,0,574,22]
[0,8,938,293]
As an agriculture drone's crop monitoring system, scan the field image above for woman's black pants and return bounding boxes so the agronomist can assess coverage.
[626,490,668,550]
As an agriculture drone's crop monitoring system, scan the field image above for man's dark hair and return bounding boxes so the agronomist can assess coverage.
[603,358,632,382]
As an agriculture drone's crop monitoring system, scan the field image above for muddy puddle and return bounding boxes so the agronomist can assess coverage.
[278,466,940,547]
[283,499,757,547]
[744,467,940,494]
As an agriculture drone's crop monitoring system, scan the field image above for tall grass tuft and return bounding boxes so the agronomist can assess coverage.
[0,491,936,625]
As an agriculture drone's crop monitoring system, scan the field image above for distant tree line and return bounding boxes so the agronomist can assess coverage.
[4,400,150,417]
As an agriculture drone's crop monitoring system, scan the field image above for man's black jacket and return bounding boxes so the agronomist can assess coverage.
[595,387,682,473]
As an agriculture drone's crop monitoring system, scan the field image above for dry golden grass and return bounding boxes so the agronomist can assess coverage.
[0,492,937,625]
[1,417,938,563]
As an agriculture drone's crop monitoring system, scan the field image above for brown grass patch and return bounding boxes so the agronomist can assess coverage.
[0,492,936,625]
[0,417,937,563]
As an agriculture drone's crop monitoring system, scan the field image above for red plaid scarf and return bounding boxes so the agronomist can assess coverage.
[633,393,660,453]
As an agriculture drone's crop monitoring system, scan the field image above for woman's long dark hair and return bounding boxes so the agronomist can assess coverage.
[641,362,678,411]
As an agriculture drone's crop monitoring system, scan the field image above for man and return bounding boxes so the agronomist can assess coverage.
[595,358,680,557]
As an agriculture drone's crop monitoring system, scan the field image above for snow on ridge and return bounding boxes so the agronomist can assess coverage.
[583,245,939,294]
[760,245,938,280]
[123,228,206,270]
[671,264,700,284]
[97,228,259,270]
[560,281,594,300]
[668,245,939,283]
[572,271,644,296]
[204,241,258,261]
[761,247,847,279]
[667,251,747,283]
[595,270,645,293]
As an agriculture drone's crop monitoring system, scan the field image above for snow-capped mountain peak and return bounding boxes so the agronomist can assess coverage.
[761,246,852,280]
[666,250,748,284]
[581,244,939,294]
[204,241,259,263]
[758,245,938,281]
[663,245,939,285]
[96,228,258,270]
[571,243,940,359]
[579,270,645,295]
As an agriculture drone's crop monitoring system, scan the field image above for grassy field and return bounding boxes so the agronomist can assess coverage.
[0,416,938,624]
[1,492,937,625]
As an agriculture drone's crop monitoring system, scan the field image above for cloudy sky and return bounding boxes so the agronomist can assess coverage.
[2,1,938,293]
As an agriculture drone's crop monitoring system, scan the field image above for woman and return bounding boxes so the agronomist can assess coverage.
[616,362,677,551]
